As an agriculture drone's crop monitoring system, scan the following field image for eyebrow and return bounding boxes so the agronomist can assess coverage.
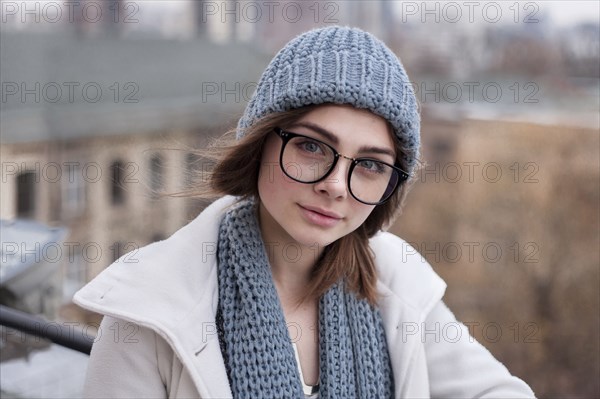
[289,121,396,159]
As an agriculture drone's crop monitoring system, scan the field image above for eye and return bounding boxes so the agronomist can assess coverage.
[296,139,325,155]
[357,159,386,174]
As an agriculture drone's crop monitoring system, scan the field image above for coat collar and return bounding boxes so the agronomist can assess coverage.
[74,195,446,397]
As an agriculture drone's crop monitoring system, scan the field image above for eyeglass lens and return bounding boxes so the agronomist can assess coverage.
[281,135,398,204]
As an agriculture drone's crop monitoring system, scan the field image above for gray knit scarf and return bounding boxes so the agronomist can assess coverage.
[215,198,394,398]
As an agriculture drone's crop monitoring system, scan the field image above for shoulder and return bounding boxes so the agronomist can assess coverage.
[370,231,447,316]
[73,196,239,321]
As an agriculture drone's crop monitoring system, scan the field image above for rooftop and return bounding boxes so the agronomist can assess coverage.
[0,32,271,144]
[0,219,68,283]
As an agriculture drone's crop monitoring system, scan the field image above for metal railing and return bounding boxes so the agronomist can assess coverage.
[0,305,92,355]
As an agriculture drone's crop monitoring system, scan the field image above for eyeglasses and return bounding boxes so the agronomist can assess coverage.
[273,127,410,205]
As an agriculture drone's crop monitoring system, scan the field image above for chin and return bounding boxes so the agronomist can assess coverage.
[285,225,341,250]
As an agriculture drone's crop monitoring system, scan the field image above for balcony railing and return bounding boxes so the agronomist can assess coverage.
[0,305,92,355]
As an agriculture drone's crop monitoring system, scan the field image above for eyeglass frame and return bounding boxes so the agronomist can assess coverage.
[273,127,411,205]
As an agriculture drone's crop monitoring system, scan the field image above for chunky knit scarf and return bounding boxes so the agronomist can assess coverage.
[215,198,394,398]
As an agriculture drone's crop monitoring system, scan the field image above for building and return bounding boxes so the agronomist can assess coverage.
[0,31,269,316]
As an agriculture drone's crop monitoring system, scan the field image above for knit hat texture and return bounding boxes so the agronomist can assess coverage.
[237,25,420,172]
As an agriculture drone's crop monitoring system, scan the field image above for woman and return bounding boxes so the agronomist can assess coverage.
[74,26,535,398]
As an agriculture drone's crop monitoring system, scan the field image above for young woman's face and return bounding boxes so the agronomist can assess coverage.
[257,104,396,250]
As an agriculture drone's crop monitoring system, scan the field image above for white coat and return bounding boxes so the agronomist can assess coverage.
[74,196,536,398]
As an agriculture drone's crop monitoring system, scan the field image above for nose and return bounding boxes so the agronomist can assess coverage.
[313,158,350,200]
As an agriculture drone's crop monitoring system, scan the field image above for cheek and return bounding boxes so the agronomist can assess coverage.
[259,174,303,219]
[258,140,298,202]
[348,203,376,230]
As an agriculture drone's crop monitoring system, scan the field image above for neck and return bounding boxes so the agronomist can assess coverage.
[257,202,324,306]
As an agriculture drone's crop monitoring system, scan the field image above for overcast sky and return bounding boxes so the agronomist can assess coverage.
[544,0,600,26]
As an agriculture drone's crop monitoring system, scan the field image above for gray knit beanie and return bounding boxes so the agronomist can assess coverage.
[237,25,420,172]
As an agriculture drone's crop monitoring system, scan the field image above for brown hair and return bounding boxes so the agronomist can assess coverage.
[185,104,418,305]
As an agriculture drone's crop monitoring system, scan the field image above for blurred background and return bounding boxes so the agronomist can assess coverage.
[1,0,598,397]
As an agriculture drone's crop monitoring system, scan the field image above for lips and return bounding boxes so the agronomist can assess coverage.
[298,204,343,227]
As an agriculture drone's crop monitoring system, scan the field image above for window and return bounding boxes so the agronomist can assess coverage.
[185,152,201,189]
[149,154,163,198]
[151,233,165,243]
[110,241,126,263]
[62,163,86,216]
[16,171,36,218]
[110,161,126,205]
[185,152,206,219]
[63,252,86,302]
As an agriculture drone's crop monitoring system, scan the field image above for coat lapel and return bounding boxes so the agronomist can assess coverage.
[377,283,431,398]
[170,269,232,398]
[371,231,447,398]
